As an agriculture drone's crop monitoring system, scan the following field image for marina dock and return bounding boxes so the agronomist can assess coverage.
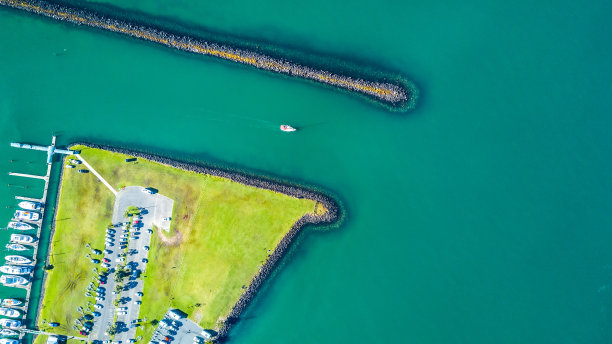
[6,136,75,341]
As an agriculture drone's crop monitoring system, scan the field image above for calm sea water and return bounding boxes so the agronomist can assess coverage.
[1,0,612,342]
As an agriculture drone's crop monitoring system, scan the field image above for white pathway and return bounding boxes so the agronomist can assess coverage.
[76,154,117,195]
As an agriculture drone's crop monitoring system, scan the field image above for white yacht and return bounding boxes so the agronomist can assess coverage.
[5,244,27,252]
[0,299,22,307]
[0,318,21,329]
[0,266,31,275]
[10,234,35,244]
[13,211,39,222]
[6,222,34,231]
[0,329,19,336]
[17,201,41,211]
[0,338,19,344]
[0,308,21,318]
[4,256,31,265]
[0,275,29,287]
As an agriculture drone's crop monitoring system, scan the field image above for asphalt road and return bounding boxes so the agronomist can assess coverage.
[90,186,174,342]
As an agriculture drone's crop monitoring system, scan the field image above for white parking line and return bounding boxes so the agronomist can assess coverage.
[76,154,117,195]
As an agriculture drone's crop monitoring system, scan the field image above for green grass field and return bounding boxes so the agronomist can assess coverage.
[37,150,114,336]
[39,146,318,341]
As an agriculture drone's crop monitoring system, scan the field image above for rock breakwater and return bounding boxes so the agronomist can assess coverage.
[71,143,342,341]
[0,0,417,111]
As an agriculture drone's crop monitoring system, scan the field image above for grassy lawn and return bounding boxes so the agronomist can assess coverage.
[46,146,318,341]
[37,151,114,336]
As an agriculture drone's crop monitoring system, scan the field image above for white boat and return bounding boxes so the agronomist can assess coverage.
[6,222,33,231]
[0,338,20,344]
[0,299,22,307]
[0,275,28,287]
[0,319,21,329]
[0,266,31,275]
[280,125,297,132]
[4,256,31,265]
[65,164,75,169]
[6,244,27,252]
[0,339,19,344]
[13,211,39,222]
[17,201,41,211]
[0,329,19,336]
[10,234,35,244]
[69,159,82,164]
[0,308,21,318]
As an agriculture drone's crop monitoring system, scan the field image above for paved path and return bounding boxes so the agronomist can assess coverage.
[76,154,117,195]
[90,186,174,342]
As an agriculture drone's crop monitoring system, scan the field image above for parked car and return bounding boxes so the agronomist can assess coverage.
[136,292,143,297]
[142,258,148,263]
[101,263,111,268]
[94,304,103,309]
[116,257,125,263]
[103,258,110,263]
[117,311,127,316]
[144,246,149,251]
[104,249,112,254]
[131,269,140,279]
[134,300,141,305]
[162,217,171,221]
[95,297,104,302]
[93,312,101,317]
[141,188,153,194]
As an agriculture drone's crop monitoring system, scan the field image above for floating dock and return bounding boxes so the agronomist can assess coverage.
[7,136,74,341]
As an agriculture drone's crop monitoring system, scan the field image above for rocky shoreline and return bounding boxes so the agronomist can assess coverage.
[0,0,417,111]
[70,143,341,342]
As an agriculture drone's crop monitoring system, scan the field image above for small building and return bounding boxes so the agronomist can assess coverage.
[167,309,186,320]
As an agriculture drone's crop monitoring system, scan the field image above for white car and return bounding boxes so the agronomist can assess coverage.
[95,296,104,302]
[101,263,111,268]
[134,300,141,305]
[116,257,125,263]
[117,307,128,311]
[117,311,127,316]
[141,188,153,194]
[143,246,149,251]
[94,304,103,309]
[162,217,171,221]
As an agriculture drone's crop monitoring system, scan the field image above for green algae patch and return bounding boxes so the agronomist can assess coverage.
[39,145,319,341]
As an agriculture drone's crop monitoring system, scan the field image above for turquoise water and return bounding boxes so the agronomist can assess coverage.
[1,0,612,342]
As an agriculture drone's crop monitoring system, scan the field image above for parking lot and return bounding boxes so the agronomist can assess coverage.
[89,186,174,342]
[150,310,214,344]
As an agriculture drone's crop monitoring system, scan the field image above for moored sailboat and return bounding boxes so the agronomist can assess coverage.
[6,222,34,231]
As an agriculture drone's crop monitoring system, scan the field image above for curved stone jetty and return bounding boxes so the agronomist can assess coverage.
[0,0,417,110]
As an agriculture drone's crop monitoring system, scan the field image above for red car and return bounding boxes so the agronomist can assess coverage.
[99,280,106,285]
[79,331,88,335]
[103,258,110,263]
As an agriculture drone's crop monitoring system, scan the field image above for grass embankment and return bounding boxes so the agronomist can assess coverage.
[37,156,114,336]
[66,146,317,341]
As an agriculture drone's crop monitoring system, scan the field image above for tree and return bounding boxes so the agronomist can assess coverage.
[124,206,140,218]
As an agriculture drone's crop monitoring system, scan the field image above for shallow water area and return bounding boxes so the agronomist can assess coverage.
[1,0,612,343]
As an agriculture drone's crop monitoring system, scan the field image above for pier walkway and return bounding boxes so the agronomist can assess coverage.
[75,153,117,195]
